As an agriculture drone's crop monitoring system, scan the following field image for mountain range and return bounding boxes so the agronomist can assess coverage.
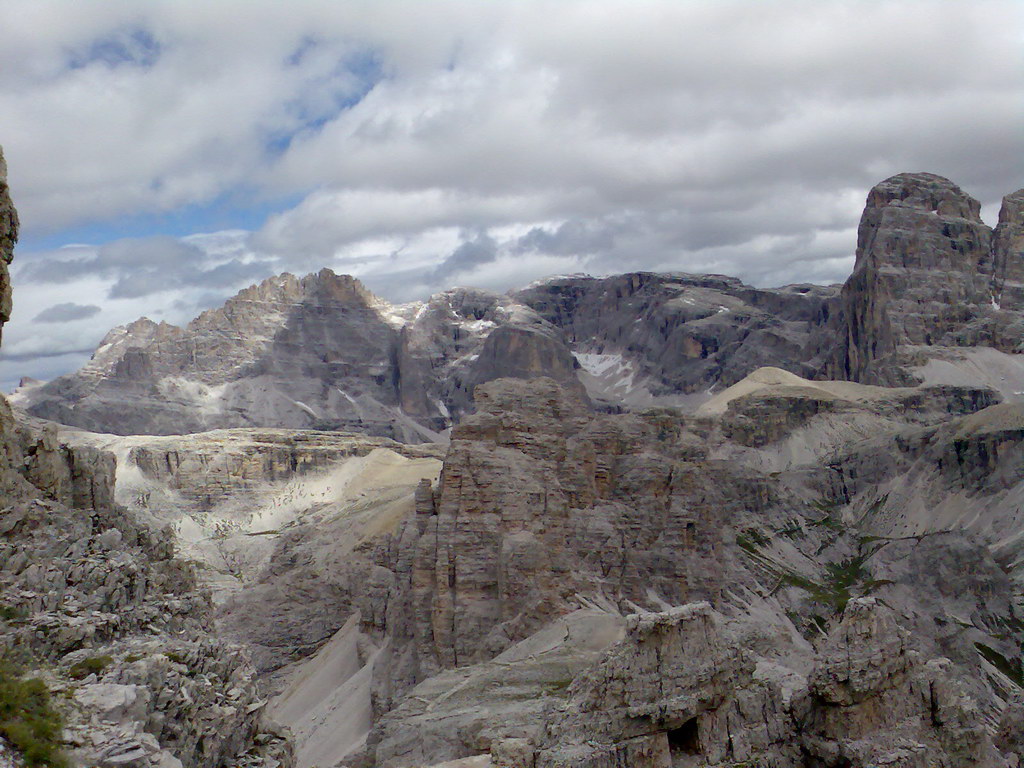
[14,171,1024,440]
[0,146,1022,768]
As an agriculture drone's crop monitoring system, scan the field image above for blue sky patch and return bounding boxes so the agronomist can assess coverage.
[18,188,307,253]
[66,27,161,70]
[267,47,386,156]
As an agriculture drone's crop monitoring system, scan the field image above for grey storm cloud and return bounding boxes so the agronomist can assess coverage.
[19,236,206,286]
[432,233,498,282]
[32,302,101,323]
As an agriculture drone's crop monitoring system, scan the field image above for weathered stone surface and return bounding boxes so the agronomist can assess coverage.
[831,173,1024,384]
[357,610,624,768]
[15,276,582,441]
[0,414,295,768]
[7,168,1024,768]
[801,599,1012,767]
[516,272,838,405]
[530,599,1015,768]
[0,146,17,340]
[14,173,1024,442]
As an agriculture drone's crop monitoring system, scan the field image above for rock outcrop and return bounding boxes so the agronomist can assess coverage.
[534,598,1014,767]
[832,172,1024,384]
[0,146,17,341]
[18,173,1024,440]
[516,272,838,405]
[15,275,585,441]
[306,369,1020,767]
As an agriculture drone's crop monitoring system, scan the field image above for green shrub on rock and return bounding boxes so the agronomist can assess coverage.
[0,662,68,768]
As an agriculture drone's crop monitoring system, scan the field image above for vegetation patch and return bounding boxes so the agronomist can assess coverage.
[808,513,843,532]
[0,604,27,623]
[0,662,68,768]
[777,519,806,540]
[164,651,188,666]
[736,528,770,553]
[775,553,882,615]
[67,655,112,681]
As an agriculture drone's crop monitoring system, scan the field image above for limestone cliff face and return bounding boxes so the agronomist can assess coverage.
[0,146,18,340]
[993,188,1024,317]
[19,370,1021,767]
[536,599,1012,767]
[832,173,1024,383]
[16,172,1024,441]
[18,273,584,440]
[516,272,838,402]
[298,367,1021,767]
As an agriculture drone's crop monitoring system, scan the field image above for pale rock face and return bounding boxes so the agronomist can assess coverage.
[515,272,838,402]
[530,599,1015,768]
[319,369,1023,768]
[6,163,1024,768]
[994,188,1024,316]
[17,275,583,441]
[15,172,1024,438]
[0,412,295,768]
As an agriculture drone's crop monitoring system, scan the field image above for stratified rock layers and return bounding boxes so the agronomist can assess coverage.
[17,173,1024,439]
[5,162,1024,768]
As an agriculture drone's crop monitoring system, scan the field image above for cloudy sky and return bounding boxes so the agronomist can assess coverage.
[0,0,1021,390]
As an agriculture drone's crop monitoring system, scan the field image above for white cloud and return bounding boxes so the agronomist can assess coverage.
[0,0,1022,386]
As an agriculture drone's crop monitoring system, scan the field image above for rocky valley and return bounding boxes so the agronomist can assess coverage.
[1,145,1023,768]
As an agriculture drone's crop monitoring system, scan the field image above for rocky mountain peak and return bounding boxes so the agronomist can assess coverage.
[993,188,1024,291]
[305,267,377,304]
[2,157,1024,767]
[831,172,1023,384]
[997,187,1024,227]
[855,171,989,274]
[864,171,983,222]
[14,172,1024,440]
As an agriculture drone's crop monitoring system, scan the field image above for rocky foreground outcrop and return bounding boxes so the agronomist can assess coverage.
[153,368,1018,768]
[536,598,1017,767]
[0,147,17,343]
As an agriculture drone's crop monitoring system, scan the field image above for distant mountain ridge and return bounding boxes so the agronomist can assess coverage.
[13,172,1024,440]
